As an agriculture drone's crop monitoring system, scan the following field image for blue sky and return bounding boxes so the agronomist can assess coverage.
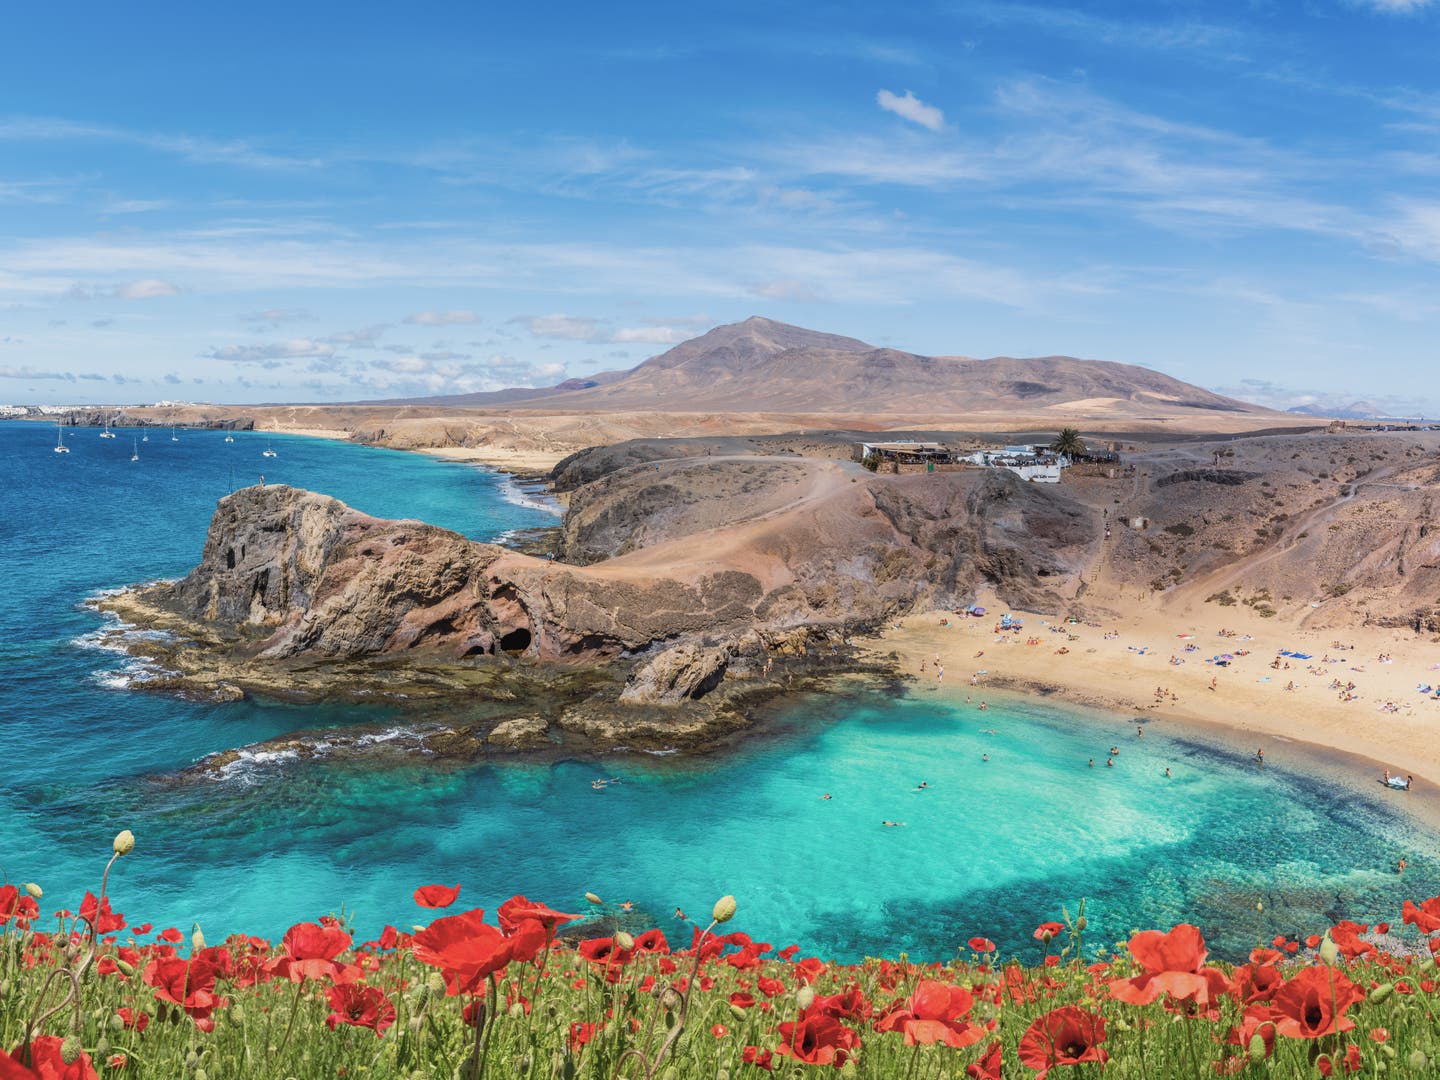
[3,0,1440,411]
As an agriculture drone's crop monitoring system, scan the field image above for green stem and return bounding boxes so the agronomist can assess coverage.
[272,978,307,1069]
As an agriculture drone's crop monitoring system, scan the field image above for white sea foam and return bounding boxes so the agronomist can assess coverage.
[496,473,563,517]
[211,747,302,785]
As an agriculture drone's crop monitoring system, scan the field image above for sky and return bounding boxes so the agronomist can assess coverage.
[3,0,1440,412]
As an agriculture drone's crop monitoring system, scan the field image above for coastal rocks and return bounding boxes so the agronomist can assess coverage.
[486,714,551,750]
[619,643,731,705]
[212,682,246,702]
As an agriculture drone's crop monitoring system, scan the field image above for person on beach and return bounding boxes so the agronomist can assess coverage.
[1407,775,1414,790]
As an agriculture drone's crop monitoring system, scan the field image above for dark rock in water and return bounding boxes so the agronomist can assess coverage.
[487,715,551,750]
[212,682,245,702]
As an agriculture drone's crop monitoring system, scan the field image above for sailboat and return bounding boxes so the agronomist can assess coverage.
[53,420,70,454]
[262,442,278,458]
[130,437,140,462]
[170,426,179,443]
[142,433,149,442]
[99,412,116,438]
[224,432,234,443]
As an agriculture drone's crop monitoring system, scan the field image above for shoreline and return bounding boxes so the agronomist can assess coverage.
[860,600,1440,838]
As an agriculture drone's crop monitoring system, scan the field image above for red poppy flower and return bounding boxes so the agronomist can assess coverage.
[78,892,126,936]
[496,895,576,933]
[1271,966,1365,1039]
[1017,1006,1108,1078]
[276,922,352,983]
[568,1023,598,1052]
[967,1041,1003,1080]
[413,884,461,909]
[756,977,785,997]
[1033,921,1064,942]
[1110,924,1229,1008]
[968,937,997,953]
[0,886,19,926]
[142,956,224,1025]
[776,1009,860,1067]
[157,928,183,944]
[1402,896,1440,934]
[411,908,514,994]
[742,1046,774,1071]
[114,1009,147,1033]
[874,981,983,1048]
[577,935,635,967]
[1231,962,1285,1005]
[4,1036,98,1080]
[1327,921,1375,960]
[730,992,756,1009]
[324,983,395,1037]
[633,929,670,954]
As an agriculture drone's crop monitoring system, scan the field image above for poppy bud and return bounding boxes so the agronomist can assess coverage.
[61,1036,82,1065]
[411,925,426,934]
[616,931,635,950]
[427,972,446,995]
[196,1069,209,1080]
[1075,916,1087,932]
[585,892,603,905]
[230,1005,245,1023]
[659,988,681,1011]
[1409,1051,1428,1071]
[24,883,42,900]
[1319,933,1339,966]
[95,1036,109,1058]
[1369,983,1394,1004]
[184,1052,199,1070]
[796,986,815,1010]
[192,925,206,951]
[115,959,135,977]
[730,1005,747,1021]
[1248,1033,1266,1062]
[712,895,737,924]
[1421,958,1438,976]
[113,829,135,856]
[109,1015,124,1033]
[509,1002,526,1019]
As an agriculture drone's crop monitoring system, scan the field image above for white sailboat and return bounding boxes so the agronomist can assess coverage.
[170,426,179,443]
[130,437,140,462]
[53,420,70,454]
[262,442,278,458]
[224,433,234,443]
[99,412,116,438]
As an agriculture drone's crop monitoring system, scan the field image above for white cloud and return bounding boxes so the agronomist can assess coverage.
[114,278,179,299]
[514,314,602,340]
[208,339,337,364]
[239,308,312,325]
[876,89,945,132]
[0,365,74,380]
[326,324,388,347]
[610,326,691,344]
[1355,0,1432,12]
[404,309,480,325]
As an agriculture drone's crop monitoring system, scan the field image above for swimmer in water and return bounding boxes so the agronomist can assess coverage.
[1164,768,1171,778]
[1088,759,1094,768]
[821,793,832,800]
[674,908,688,920]
[982,753,989,763]
[1106,757,1114,767]
[621,900,634,912]
[916,781,928,790]
[882,821,907,827]
[979,702,988,711]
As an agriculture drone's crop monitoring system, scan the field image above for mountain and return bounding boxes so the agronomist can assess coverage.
[376,316,1271,416]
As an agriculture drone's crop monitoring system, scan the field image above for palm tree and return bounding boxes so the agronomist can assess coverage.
[1051,428,1086,458]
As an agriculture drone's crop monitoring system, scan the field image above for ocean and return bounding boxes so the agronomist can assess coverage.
[2,420,1435,961]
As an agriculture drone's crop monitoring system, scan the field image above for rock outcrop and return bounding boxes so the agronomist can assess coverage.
[619,643,731,705]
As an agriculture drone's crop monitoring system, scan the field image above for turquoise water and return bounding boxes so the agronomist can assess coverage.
[2,421,1437,962]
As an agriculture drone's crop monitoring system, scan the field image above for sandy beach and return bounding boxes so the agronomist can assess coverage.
[863,595,1440,829]
[411,445,570,471]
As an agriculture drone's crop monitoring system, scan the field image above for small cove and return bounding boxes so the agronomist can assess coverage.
[3,421,1437,962]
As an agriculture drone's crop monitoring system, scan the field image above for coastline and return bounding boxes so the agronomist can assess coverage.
[860,599,1440,836]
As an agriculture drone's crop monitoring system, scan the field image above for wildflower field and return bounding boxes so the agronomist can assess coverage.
[3,833,1440,1078]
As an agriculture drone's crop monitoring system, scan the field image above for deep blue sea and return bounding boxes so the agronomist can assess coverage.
[2,420,1437,962]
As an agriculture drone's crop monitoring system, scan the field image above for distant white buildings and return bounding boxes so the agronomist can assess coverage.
[965,446,1067,483]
